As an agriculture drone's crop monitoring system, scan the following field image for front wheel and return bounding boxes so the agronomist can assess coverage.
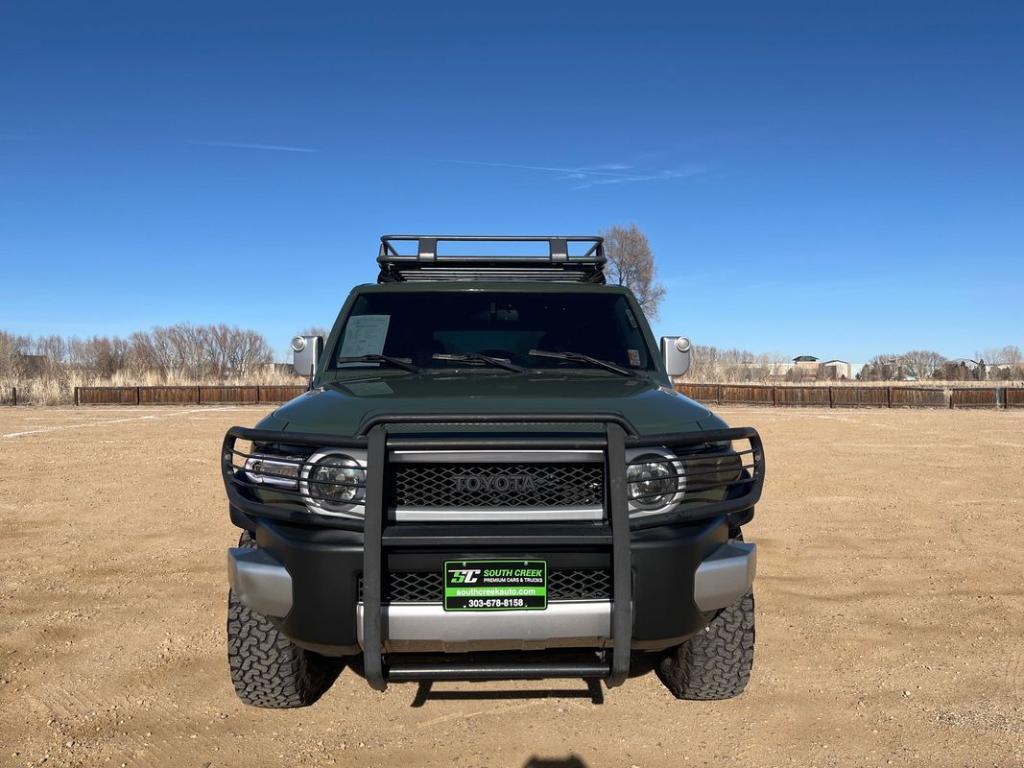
[656,591,755,700]
[227,532,342,708]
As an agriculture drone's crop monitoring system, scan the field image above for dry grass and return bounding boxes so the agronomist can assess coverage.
[0,367,301,405]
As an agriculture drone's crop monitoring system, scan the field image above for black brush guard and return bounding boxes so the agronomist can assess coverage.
[221,414,765,690]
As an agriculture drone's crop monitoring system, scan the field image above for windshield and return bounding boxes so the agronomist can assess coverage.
[330,291,655,372]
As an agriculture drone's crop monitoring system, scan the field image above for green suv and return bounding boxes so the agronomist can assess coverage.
[222,235,764,707]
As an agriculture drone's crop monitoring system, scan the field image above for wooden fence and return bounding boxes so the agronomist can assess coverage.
[4,383,1023,409]
[830,386,889,407]
[74,385,306,406]
[675,384,1024,409]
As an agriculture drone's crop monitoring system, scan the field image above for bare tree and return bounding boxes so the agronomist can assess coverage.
[601,224,666,319]
[33,335,68,368]
[67,336,132,377]
[0,331,31,377]
[685,344,789,383]
[1001,346,1024,380]
[146,326,179,376]
[900,350,947,380]
[690,344,719,383]
[937,360,974,381]
[979,345,1023,378]
[226,327,273,377]
[1,323,277,399]
[180,326,205,377]
[200,325,225,379]
[860,354,902,381]
[1001,345,1023,369]
[978,348,1002,365]
[127,331,156,374]
[95,323,276,380]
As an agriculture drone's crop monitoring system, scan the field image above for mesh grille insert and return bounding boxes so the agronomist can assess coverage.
[386,571,444,603]
[547,569,613,601]
[388,463,604,508]
[358,569,611,602]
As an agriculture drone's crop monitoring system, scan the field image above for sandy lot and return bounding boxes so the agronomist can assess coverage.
[0,405,1022,768]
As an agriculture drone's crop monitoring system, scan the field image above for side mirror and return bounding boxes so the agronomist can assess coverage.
[661,336,692,378]
[291,335,324,379]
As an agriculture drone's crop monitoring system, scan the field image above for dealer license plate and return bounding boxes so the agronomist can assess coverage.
[443,559,547,611]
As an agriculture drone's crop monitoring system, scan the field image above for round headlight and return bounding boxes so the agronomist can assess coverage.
[627,455,679,510]
[302,452,366,515]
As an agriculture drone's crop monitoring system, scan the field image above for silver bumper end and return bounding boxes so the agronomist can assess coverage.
[357,601,613,653]
[227,547,293,618]
[693,541,757,611]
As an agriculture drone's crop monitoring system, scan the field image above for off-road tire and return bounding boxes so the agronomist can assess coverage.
[656,591,755,700]
[227,532,342,708]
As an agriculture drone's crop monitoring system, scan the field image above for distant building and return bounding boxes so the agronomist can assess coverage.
[713,354,865,383]
[791,355,820,381]
[821,359,852,380]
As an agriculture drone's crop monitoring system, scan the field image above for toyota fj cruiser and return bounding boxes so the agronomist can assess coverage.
[222,235,764,707]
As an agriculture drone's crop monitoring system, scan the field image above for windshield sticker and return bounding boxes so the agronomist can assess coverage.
[338,315,390,360]
[627,349,641,367]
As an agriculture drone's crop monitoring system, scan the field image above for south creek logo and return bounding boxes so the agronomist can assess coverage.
[451,472,544,493]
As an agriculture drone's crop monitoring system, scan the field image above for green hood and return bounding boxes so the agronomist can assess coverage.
[260,372,725,436]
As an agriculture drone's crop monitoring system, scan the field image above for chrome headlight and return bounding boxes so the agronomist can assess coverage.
[243,453,303,488]
[300,450,367,518]
[626,448,685,516]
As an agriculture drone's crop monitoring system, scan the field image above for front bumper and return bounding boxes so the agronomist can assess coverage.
[355,600,612,653]
[227,514,756,655]
[223,419,764,687]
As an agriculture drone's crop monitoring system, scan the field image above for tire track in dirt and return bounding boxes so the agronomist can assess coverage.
[1,406,264,439]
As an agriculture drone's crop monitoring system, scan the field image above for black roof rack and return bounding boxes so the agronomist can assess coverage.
[377,235,605,284]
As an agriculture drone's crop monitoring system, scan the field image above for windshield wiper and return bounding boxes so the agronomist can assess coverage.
[527,349,638,377]
[432,352,524,373]
[337,354,420,373]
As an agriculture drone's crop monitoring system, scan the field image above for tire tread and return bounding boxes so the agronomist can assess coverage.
[656,591,755,700]
[226,532,341,708]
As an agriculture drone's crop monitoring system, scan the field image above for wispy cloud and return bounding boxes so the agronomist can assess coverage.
[444,158,704,189]
[571,165,705,190]
[190,140,319,154]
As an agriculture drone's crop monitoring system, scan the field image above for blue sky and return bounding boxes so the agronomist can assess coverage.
[1,0,1021,362]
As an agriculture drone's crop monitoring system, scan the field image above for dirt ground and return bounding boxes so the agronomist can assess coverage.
[1,405,1022,768]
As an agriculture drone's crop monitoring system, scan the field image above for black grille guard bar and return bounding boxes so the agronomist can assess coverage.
[221,423,765,532]
[221,419,764,690]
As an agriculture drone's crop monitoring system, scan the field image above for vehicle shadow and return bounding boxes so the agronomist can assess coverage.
[522,756,589,768]
[409,679,604,707]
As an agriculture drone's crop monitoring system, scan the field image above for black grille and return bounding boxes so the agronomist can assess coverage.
[388,463,604,508]
[359,569,611,602]
[548,569,613,600]
[385,571,444,602]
